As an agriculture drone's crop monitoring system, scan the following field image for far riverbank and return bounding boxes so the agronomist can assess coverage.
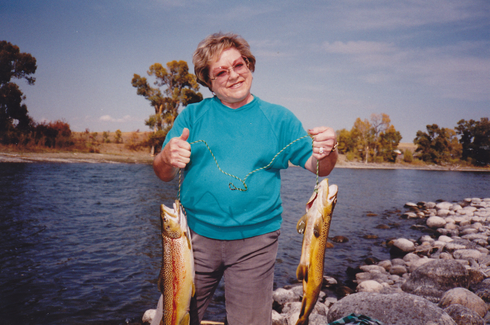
[1,150,488,172]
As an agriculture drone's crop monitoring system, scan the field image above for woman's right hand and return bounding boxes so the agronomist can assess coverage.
[163,128,191,169]
[153,128,191,182]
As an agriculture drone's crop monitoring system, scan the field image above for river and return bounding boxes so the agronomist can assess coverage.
[0,163,489,324]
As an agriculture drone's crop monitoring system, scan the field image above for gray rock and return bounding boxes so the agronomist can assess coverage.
[444,304,484,325]
[357,280,384,293]
[303,313,328,325]
[359,265,387,273]
[283,301,302,325]
[377,260,392,272]
[273,288,297,305]
[437,202,454,210]
[401,211,418,219]
[439,287,487,317]
[453,249,483,261]
[284,300,328,325]
[391,258,406,266]
[327,292,456,325]
[426,202,437,209]
[390,238,415,256]
[390,265,408,276]
[470,278,490,302]
[272,309,287,325]
[408,256,432,273]
[438,209,451,217]
[401,260,469,302]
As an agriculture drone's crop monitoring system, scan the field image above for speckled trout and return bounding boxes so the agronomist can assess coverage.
[151,200,195,325]
[295,178,338,325]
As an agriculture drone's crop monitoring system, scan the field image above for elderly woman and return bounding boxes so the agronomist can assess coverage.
[153,32,337,325]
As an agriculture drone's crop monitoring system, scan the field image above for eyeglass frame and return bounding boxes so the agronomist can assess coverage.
[209,57,250,82]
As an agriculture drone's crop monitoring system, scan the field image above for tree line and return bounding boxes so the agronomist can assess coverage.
[415,119,490,166]
[336,115,489,166]
[1,40,488,167]
[336,113,403,163]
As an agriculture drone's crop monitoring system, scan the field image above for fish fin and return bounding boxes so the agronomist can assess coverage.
[296,214,307,234]
[184,231,192,250]
[296,264,306,281]
[192,282,195,297]
[313,219,323,238]
[180,313,190,325]
[326,241,334,248]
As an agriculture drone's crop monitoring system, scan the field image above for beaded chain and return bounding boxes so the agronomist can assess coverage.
[178,134,321,202]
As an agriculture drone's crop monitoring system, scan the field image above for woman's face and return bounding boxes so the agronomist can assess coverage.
[209,47,253,109]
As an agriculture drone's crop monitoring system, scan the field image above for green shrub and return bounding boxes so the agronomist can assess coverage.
[403,149,413,163]
[345,151,357,162]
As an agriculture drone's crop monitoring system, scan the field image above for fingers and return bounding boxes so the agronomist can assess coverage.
[308,127,337,159]
[164,129,191,169]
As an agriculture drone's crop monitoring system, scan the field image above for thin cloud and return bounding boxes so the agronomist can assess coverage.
[330,0,489,30]
[99,115,136,123]
[323,41,398,55]
[321,40,490,101]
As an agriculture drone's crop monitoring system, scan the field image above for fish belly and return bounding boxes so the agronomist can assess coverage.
[160,236,193,325]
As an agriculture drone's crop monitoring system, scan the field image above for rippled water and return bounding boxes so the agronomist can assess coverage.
[0,163,489,324]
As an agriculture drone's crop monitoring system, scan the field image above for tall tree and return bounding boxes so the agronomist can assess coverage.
[0,41,37,139]
[378,125,402,162]
[351,118,372,164]
[455,118,490,166]
[370,113,391,161]
[336,128,356,154]
[414,124,461,164]
[132,60,202,154]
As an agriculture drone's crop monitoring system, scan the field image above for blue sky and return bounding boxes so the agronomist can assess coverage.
[1,0,489,142]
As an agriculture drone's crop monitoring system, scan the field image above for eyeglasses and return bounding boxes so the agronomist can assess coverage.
[210,57,249,82]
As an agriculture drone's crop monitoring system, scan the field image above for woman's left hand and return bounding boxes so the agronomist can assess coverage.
[308,126,337,161]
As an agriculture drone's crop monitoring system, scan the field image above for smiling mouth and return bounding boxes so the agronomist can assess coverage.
[228,81,243,89]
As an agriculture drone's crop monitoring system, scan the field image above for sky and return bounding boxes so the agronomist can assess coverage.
[1,0,489,142]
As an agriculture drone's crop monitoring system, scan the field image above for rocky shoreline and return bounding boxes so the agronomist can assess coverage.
[272,197,490,325]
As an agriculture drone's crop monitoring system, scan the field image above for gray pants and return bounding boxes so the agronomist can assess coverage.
[190,229,280,325]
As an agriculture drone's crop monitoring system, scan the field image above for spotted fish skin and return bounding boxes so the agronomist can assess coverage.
[158,200,195,325]
[295,179,338,325]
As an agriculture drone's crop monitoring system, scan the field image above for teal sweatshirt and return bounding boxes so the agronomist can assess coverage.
[162,96,312,240]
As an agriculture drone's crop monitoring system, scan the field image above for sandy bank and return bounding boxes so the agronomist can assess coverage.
[1,150,488,173]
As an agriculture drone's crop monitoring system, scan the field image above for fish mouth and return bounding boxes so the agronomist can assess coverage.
[161,200,182,224]
[306,181,338,213]
[306,192,317,211]
[327,184,338,205]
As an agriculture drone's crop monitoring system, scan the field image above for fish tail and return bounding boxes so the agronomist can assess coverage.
[296,293,316,325]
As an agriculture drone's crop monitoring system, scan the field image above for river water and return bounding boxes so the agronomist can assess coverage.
[0,163,489,324]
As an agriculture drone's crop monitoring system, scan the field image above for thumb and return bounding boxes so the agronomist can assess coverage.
[180,128,190,141]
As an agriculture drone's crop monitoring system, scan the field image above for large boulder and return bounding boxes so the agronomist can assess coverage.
[470,278,490,302]
[443,304,484,325]
[401,260,469,302]
[439,288,487,317]
[327,292,456,325]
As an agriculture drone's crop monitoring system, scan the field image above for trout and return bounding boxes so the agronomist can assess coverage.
[152,200,195,325]
[295,178,338,325]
